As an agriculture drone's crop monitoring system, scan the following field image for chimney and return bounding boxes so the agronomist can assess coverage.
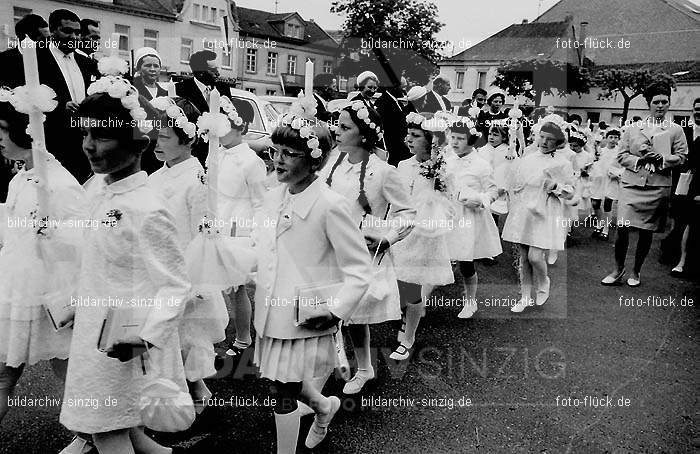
[522,19,529,24]
[579,21,588,65]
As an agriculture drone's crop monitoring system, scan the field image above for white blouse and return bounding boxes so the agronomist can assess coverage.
[319,152,415,244]
[216,142,267,235]
[148,157,206,249]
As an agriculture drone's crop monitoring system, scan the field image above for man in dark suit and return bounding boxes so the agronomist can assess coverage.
[175,50,232,165]
[376,77,411,166]
[312,73,336,123]
[6,9,99,182]
[423,76,452,113]
[0,14,50,87]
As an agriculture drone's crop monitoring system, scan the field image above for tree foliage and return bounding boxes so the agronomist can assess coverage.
[492,58,592,107]
[593,68,676,122]
[331,0,445,86]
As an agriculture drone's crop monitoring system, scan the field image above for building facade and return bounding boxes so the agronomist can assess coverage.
[232,6,340,96]
[438,0,700,124]
[0,0,239,81]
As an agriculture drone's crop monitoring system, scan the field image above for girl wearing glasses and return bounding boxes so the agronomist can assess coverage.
[253,116,372,452]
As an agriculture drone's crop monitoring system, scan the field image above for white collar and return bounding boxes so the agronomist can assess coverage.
[193,77,210,99]
[98,171,148,195]
[161,156,200,177]
[49,42,73,59]
[221,142,251,154]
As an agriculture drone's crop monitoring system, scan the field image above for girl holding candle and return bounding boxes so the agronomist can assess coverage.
[320,101,415,394]
[149,96,227,412]
[444,117,502,319]
[0,96,86,424]
[390,112,454,361]
[215,96,268,358]
[253,114,371,452]
[503,121,575,312]
[60,87,191,454]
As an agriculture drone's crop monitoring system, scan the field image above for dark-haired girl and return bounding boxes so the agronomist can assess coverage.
[601,82,688,286]
[0,94,86,424]
[148,96,224,412]
[252,115,371,452]
[478,124,511,219]
[590,128,623,240]
[503,122,575,312]
[59,88,190,454]
[216,96,268,359]
[444,117,501,319]
[390,112,454,360]
[320,101,415,394]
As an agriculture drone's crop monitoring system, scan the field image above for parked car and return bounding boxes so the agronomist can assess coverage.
[229,88,281,141]
[259,95,298,114]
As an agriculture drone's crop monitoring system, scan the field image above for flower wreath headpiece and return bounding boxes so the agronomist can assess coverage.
[349,100,383,141]
[405,112,450,133]
[532,113,569,136]
[449,116,481,137]
[150,96,196,138]
[219,96,244,127]
[87,56,151,134]
[278,113,323,159]
[569,129,587,142]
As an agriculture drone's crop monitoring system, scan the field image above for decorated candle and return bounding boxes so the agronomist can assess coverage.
[167,79,176,97]
[305,59,314,101]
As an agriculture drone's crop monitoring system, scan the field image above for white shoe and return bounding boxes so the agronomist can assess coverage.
[510,297,533,313]
[536,277,550,306]
[546,250,558,265]
[305,396,341,448]
[389,343,412,361]
[59,437,93,454]
[342,368,375,395]
[297,400,315,417]
[457,303,477,319]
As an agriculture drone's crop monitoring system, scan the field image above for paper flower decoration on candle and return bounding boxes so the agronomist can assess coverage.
[97,55,129,76]
[468,106,481,118]
[508,106,523,119]
[287,92,317,119]
[0,85,58,115]
[149,96,197,138]
[87,75,152,133]
[196,111,231,141]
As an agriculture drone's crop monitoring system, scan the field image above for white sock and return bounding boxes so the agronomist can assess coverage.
[274,410,300,454]
[403,302,425,348]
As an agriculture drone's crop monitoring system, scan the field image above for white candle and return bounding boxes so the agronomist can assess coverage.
[167,79,176,97]
[110,32,120,57]
[21,38,49,216]
[206,88,221,217]
[305,59,314,101]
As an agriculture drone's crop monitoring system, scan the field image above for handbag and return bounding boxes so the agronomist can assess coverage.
[675,172,693,196]
[294,280,343,326]
[139,377,195,432]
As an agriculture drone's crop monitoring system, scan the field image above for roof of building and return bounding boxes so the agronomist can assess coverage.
[534,0,699,65]
[235,6,339,52]
[53,0,177,20]
[441,19,574,64]
[594,60,700,83]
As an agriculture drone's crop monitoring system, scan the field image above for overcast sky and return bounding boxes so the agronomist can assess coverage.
[232,0,564,54]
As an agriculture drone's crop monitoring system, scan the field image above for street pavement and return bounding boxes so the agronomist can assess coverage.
[1,227,698,453]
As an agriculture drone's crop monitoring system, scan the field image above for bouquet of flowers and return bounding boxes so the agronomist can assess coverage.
[419,148,448,193]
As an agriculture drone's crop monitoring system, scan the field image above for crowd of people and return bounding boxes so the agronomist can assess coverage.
[0,7,698,454]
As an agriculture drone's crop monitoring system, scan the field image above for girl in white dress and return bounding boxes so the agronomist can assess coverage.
[568,130,594,219]
[589,128,623,240]
[254,116,371,452]
[320,101,415,394]
[478,124,511,221]
[60,90,191,454]
[216,97,268,358]
[444,117,502,319]
[390,112,454,361]
[502,122,575,313]
[0,100,86,424]
[149,97,226,411]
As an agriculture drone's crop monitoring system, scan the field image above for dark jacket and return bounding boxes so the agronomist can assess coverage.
[423,90,451,114]
[375,91,410,166]
[132,77,168,101]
